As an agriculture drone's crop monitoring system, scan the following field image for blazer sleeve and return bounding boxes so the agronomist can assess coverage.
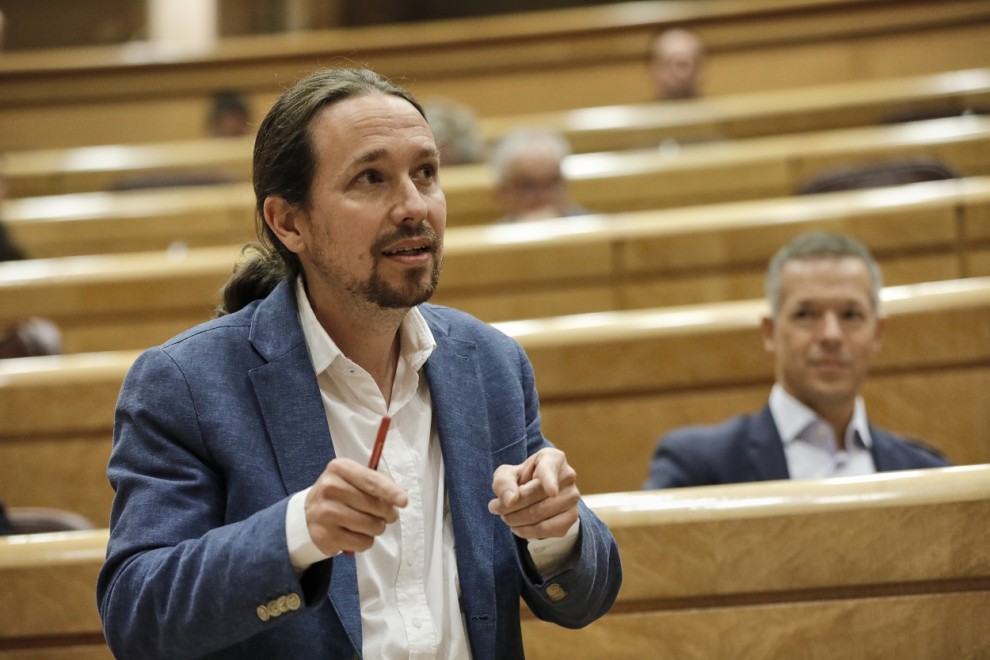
[97,347,333,659]
[510,341,622,628]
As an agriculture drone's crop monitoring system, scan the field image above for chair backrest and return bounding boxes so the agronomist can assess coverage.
[6,507,95,534]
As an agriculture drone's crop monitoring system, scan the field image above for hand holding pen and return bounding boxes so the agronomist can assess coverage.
[304,416,407,557]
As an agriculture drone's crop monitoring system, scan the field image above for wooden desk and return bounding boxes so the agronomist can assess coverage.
[3,176,989,354]
[523,465,990,658]
[2,466,987,658]
[1,0,988,150]
[1,278,986,526]
[0,529,110,658]
[6,68,990,199]
[5,114,990,245]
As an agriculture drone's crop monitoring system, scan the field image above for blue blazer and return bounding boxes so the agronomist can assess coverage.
[644,405,950,489]
[98,281,621,659]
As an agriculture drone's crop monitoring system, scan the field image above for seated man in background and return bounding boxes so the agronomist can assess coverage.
[0,163,64,359]
[206,90,253,138]
[644,231,949,489]
[422,97,486,166]
[490,128,589,223]
[647,27,705,101]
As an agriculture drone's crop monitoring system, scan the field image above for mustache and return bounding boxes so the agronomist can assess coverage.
[372,221,441,254]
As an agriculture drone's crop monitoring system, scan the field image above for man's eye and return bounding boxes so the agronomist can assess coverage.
[418,164,438,179]
[357,170,383,184]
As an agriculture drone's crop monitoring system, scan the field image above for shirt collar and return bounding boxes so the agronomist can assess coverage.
[294,276,436,376]
[769,384,873,449]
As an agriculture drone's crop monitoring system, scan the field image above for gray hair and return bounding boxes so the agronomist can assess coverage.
[765,231,883,317]
[489,128,572,184]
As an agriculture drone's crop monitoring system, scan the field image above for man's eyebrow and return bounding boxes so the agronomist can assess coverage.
[349,146,440,167]
[352,148,387,166]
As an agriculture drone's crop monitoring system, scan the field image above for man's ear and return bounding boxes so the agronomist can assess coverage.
[263,196,306,254]
[759,314,776,354]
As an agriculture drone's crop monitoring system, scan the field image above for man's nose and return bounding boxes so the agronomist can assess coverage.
[820,311,843,341]
[392,177,429,222]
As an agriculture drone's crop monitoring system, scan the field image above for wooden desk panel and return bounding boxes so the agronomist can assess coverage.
[1,0,988,150]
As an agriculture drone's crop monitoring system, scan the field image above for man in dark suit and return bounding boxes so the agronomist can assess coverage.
[645,231,949,489]
[98,68,621,659]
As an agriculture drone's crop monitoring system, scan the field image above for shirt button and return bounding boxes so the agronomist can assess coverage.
[413,618,423,628]
[546,583,567,602]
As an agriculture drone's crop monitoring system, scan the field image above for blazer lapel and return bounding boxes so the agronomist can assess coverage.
[744,406,791,481]
[246,281,361,653]
[422,312,498,657]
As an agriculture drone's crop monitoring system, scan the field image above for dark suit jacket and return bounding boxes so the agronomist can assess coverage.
[645,405,950,489]
[97,281,621,659]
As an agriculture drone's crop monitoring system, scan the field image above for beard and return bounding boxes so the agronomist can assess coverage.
[359,247,442,309]
[310,221,443,311]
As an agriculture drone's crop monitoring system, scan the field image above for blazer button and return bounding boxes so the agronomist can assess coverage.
[276,596,288,614]
[267,600,283,618]
[286,593,302,611]
[545,583,567,602]
[257,605,271,622]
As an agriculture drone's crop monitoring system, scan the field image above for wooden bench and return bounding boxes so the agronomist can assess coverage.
[6,67,990,199]
[523,465,990,658]
[3,466,987,658]
[0,529,110,658]
[4,113,990,251]
[3,175,989,353]
[1,0,988,150]
[1,277,986,526]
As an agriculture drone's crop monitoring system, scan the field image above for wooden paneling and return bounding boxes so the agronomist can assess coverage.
[3,176,987,353]
[3,466,987,658]
[1,0,989,149]
[6,68,990,199]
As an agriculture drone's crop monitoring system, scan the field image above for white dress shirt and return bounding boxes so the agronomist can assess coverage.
[284,278,577,658]
[768,384,876,480]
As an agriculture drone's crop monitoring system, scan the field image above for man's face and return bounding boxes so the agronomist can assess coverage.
[761,257,887,415]
[287,92,446,312]
[649,34,702,100]
[496,146,569,221]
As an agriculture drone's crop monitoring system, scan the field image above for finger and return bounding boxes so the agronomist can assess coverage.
[498,484,579,528]
[488,477,544,516]
[323,459,408,510]
[305,496,394,555]
[531,449,573,498]
[504,507,580,541]
[491,463,523,508]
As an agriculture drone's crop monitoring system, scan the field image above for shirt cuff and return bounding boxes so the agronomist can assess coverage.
[286,487,332,574]
[526,519,580,579]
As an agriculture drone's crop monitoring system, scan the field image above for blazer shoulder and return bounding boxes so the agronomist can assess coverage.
[420,303,518,346]
[661,412,757,449]
[873,427,952,468]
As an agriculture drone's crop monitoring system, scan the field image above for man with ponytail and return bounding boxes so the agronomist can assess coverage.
[98,67,621,659]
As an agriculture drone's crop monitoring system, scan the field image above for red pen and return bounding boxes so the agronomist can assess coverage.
[368,416,391,471]
[344,416,391,557]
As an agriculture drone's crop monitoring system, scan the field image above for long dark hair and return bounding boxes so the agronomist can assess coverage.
[217,68,425,315]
